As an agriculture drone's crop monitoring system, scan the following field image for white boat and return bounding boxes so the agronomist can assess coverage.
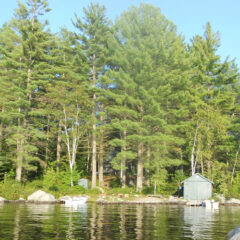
[63,196,88,206]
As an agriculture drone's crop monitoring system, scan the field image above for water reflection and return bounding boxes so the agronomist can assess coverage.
[27,204,55,219]
[90,203,97,240]
[136,205,143,240]
[120,205,126,238]
[183,206,217,240]
[13,206,20,240]
[0,203,240,240]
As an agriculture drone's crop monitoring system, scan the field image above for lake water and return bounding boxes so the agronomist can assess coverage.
[0,203,239,239]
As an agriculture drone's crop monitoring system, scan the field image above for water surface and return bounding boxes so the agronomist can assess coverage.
[0,203,239,239]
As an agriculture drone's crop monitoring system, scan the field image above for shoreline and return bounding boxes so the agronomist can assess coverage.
[1,197,240,206]
[1,190,240,206]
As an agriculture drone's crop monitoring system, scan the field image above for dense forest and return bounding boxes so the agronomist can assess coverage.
[0,0,240,197]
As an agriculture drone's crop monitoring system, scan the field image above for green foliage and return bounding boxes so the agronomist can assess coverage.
[106,187,136,195]
[0,179,25,200]
[27,179,44,189]
[172,170,186,186]
[43,168,59,191]
[226,184,240,199]
[0,1,240,197]
[43,168,81,192]
[109,177,121,188]
[86,188,103,195]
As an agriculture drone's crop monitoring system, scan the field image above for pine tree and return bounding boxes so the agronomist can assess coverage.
[73,3,112,188]
[107,4,191,192]
[188,22,238,184]
[0,0,54,181]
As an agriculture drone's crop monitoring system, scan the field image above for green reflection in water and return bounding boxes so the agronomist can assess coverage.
[0,203,240,240]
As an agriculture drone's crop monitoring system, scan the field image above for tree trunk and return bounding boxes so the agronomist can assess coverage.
[98,105,104,187]
[27,69,32,103]
[154,181,157,195]
[207,161,211,178]
[120,129,127,188]
[91,53,97,189]
[45,115,50,166]
[86,133,90,172]
[136,142,144,192]
[145,144,151,187]
[0,122,2,152]
[200,151,204,175]
[92,120,97,188]
[16,106,23,182]
[98,139,104,186]
[62,105,79,187]
[191,123,199,175]
[231,144,240,185]
[0,107,4,152]
[16,138,23,182]
[56,120,62,173]
[180,148,183,173]
[16,66,31,182]
[69,136,78,187]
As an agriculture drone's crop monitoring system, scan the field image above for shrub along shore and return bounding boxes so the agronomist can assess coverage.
[1,179,240,206]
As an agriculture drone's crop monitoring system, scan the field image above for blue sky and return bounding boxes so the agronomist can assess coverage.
[1,0,239,66]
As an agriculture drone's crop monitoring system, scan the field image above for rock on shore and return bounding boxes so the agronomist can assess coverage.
[27,190,55,202]
[226,198,240,205]
[97,195,187,204]
[0,196,7,202]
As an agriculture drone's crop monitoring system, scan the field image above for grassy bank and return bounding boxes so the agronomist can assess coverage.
[1,177,239,202]
[0,178,142,201]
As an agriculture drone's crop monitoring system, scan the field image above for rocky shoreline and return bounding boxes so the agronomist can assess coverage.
[1,191,240,206]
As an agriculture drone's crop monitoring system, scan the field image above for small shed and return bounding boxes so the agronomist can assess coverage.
[182,173,213,200]
[78,179,89,189]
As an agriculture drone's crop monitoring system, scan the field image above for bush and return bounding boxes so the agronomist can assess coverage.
[86,187,103,195]
[142,186,153,195]
[27,179,44,189]
[109,178,121,188]
[0,179,25,200]
[226,184,240,199]
[43,168,59,190]
[106,186,136,195]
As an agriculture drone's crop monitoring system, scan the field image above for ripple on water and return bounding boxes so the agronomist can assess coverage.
[0,203,239,239]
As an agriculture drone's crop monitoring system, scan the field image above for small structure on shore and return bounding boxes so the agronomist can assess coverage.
[78,179,89,189]
[182,173,213,200]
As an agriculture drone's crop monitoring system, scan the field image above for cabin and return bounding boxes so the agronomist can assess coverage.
[182,173,213,200]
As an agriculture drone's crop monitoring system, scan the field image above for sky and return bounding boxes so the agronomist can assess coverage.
[0,0,239,66]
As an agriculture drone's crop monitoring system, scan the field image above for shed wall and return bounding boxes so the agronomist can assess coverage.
[183,179,212,200]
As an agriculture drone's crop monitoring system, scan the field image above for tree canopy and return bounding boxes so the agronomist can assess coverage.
[0,0,239,196]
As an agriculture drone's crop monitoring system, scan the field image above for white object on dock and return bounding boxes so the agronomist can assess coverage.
[202,200,219,209]
[64,196,88,206]
[212,201,219,209]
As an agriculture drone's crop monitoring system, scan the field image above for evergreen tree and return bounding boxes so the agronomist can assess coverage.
[73,3,112,188]
[0,0,53,181]
[188,22,238,186]
[108,4,191,192]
